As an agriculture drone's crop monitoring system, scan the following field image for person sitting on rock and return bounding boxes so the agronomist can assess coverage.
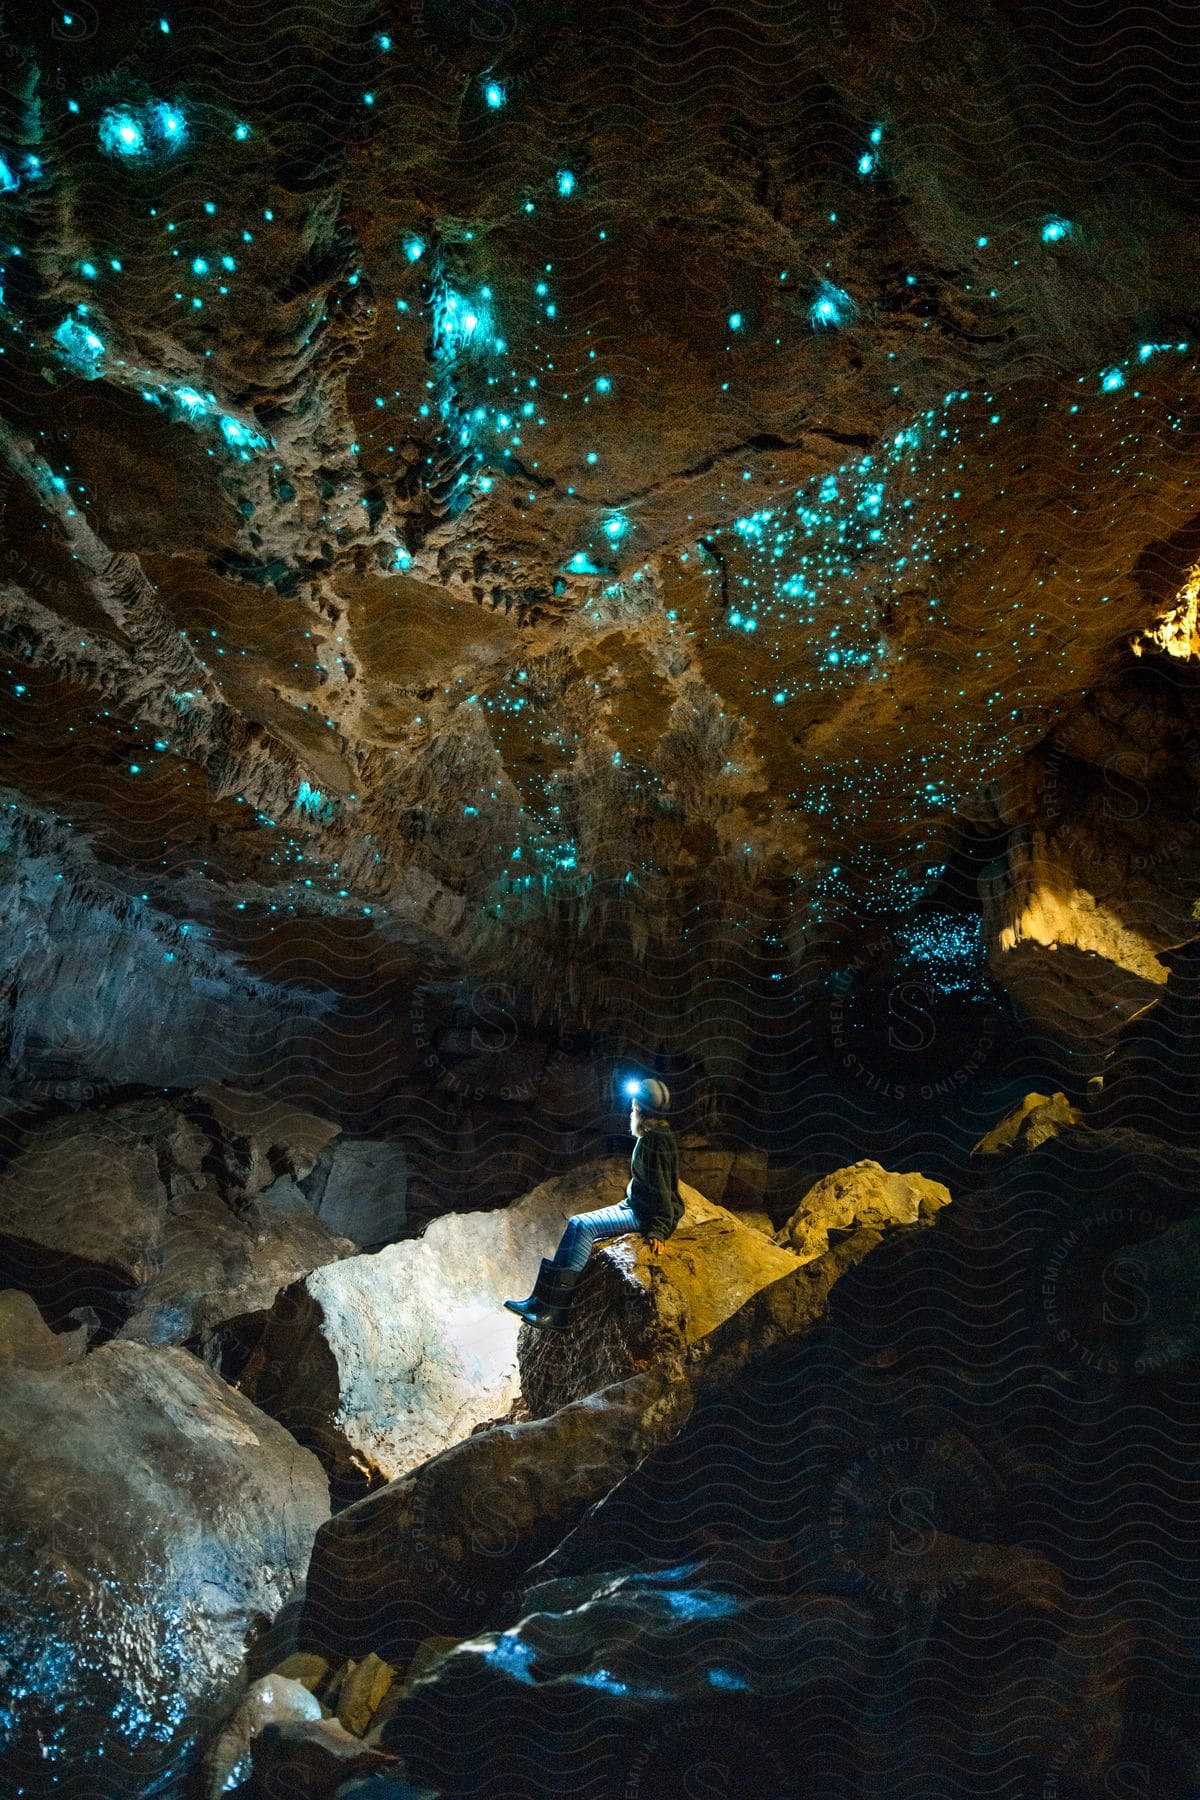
[503,1076,684,1332]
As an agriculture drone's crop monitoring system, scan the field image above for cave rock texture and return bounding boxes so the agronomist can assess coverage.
[0,0,1196,1141]
[1,0,1200,1796]
[0,1337,330,1792]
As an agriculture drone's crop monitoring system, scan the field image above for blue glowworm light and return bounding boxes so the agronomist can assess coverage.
[98,108,148,158]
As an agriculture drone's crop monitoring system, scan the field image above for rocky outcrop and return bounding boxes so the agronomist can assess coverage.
[184,1082,342,1196]
[0,1287,87,1368]
[517,1181,802,1421]
[980,825,1171,1073]
[0,1093,355,1341]
[299,1135,409,1249]
[383,1541,1084,1799]
[0,816,335,1094]
[675,1140,770,1209]
[772,1159,951,1260]
[0,1339,329,1794]
[1094,936,1200,1142]
[238,1162,627,1500]
[971,1090,1082,1155]
[206,1673,325,1799]
[381,1121,1200,1799]
[518,1165,953,1421]
[979,661,1200,1072]
[301,1363,694,1667]
[298,1162,943,1685]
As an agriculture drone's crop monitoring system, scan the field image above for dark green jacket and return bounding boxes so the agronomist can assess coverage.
[625,1120,684,1240]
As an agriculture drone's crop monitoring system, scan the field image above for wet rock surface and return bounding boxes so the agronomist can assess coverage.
[0,1339,330,1795]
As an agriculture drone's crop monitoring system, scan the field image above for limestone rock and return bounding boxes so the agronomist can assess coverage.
[239,1160,635,1498]
[736,1209,776,1236]
[300,1136,409,1249]
[381,1542,1075,1798]
[0,1340,329,1793]
[206,1673,323,1800]
[301,1362,695,1667]
[675,1142,769,1208]
[248,1716,398,1795]
[675,1139,735,1203]
[0,1288,87,1368]
[0,1100,200,1317]
[335,1652,396,1736]
[0,1094,355,1342]
[972,1090,1083,1155]
[118,1177,356,1349]
[772,1160,952,1261]
[270,1652,332,1695]
[1095,937,1200,1142]
[187,1082,342,1196]
[516,1181,801,1422]
[980,825,1173,1071]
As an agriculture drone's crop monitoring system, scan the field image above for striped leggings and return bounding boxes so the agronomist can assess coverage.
[550,1199,642,1272]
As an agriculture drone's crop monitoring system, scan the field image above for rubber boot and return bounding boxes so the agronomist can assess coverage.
[503,1258,583,1331]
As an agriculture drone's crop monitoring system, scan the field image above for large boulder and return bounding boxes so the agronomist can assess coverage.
[772,1159,952,1261]
[516,1183,810,1421]
[301,1363,695,1667]
[382,1537,1084,1799]
[0,1287,88,1368]
[238,1162,629,1500]
[300,1136,409,1250]
[383,1128,1200,1800]
[1094,937,1200,1141]
[0,1095,355,1342]
[979,825,1172,1073]
[971,1091,1083,1156]
[0,1098,202,1325]
[205,1672,324,1799]
[0,1339,329,1794]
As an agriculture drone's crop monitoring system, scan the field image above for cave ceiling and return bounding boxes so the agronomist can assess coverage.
[2,0,1199,1042]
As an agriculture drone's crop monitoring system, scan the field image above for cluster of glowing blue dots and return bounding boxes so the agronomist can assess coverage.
[99,101,187,160]
[858,123,884,177]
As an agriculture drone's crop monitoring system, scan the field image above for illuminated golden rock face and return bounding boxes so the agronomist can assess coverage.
[1,0,1199,1113]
